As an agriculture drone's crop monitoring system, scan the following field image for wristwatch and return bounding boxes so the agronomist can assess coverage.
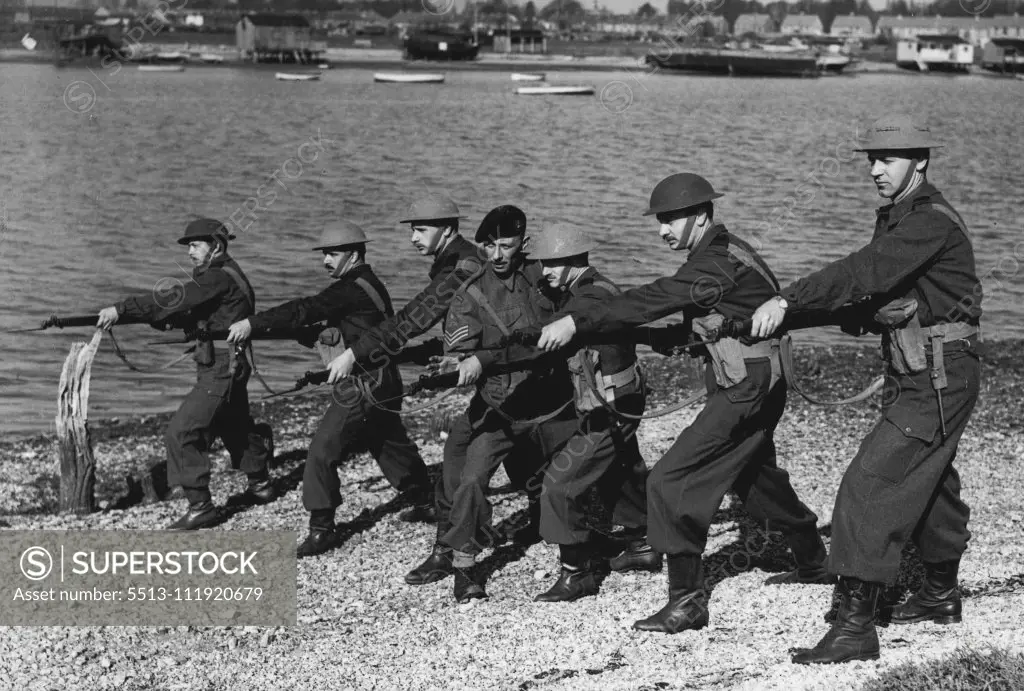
[774,296,789,310]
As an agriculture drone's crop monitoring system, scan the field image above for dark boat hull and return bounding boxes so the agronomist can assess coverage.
[404,35,479,62]
[896,61,971,73]
[646,51,819,78]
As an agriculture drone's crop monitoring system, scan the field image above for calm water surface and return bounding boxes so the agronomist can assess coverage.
[1,64,1021,436]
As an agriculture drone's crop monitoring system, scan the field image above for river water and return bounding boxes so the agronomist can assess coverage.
[1,63,1021,436]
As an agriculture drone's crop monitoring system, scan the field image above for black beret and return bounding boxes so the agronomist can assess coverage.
[474,205,527,243]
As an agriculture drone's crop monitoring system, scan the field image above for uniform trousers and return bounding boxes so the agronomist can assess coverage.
[539,394,648,545]
[828,346,979,583]
[303,364,428,512]
[165,352,270,496]
[647,359,820,557]
[437,395,578,553]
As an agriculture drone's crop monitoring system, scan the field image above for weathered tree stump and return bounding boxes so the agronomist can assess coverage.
[56,330,103,515]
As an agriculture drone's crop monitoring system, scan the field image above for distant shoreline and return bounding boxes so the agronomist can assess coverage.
[0,46,920,76]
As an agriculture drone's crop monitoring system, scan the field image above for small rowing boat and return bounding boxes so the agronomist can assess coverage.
[515,84,595,96]
[199,53,224,64]
[374,72,445,84]
[138,65,185,72]
[275,72,321,82]
[510,72,546,81]
[318,63,330,70]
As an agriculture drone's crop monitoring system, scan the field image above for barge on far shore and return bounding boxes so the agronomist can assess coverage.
[645,48,841,77]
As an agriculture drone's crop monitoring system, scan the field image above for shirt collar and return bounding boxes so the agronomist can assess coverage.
[877,181,939,224]
[430,235,468,276]
[567,266,595,293]
[689,223,726,258]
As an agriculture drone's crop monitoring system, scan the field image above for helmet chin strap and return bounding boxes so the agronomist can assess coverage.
[679,215,699,249]
[329,251,356,279]
[892,167,926,205]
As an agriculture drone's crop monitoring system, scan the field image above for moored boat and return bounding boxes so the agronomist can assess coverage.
[374,72,445,84]
[199,53,224,64]
[275,72,321,82]
[510,72,546,81]
[515,84,595,96]
[138,64,186,72]
[646,48,819,78]
[404,29,479,61]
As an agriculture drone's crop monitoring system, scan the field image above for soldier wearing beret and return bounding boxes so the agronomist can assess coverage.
[404,205,577,603]
[538,174,827,633]
[752,115,983,664]
[97,218,276,530]
[320,194,484,523]
[228,221,430,558]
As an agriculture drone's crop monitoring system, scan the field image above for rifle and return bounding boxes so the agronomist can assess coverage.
[147,324,326,347]
[3,313,158,334]
[492,318,754,354]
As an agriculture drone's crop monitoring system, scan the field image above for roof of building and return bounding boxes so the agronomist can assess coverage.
[832,15,873,30]
[910,33,969,42]
[989,36,1024,48]
[878,14,1024,30]
[241,13,310,28]
[734,13,774,33]
[782,13,823,30]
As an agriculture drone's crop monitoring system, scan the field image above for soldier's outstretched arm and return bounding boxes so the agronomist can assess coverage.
[114,270,233,326]
[571,253,740,335]
[248,281,357,332]
[780,210,955,314]
[349,258,481,366]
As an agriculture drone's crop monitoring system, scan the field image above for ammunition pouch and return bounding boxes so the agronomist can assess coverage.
[192,321,215,366]
[570,348,642,413]
[875,298,928,375]
[692,313,781,390]
[316,326,346,368]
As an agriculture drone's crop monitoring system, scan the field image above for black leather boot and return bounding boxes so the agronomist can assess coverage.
[167,500,222,530]
[891,559,962,625]
[765,527,834,585]
[296,528,342,558]
[535,544,602,602]
[453,565,487,603]
[405,543,456,585]
[398,485,438,524]
[506,498,542,547]
[792,577,881,664]
[244,475,278,505]
[632,554,709,633]
[610,539,663,573]
[296,510,342,558]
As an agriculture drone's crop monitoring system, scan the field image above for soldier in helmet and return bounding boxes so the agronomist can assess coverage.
[320,194,483,523]
[538,174,827,632]
[96,218,277,530]
[227,221,429,557]
[403,205,577,603]
[752,115,983,664]
[526,223,657,603]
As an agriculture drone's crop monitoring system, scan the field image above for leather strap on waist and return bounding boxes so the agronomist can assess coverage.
[923,322,979,343]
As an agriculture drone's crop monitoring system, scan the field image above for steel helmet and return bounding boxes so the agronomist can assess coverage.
[853,114,943,152]
[399,194,467,224]
[177,217,235,245]
[311,221,372,251]
[527,224,596,261]
[643,173,724,216]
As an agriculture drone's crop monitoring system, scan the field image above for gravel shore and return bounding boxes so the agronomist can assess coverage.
[1,341,1021,690]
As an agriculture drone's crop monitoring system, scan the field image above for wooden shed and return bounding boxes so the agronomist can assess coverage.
[236,13,325,64]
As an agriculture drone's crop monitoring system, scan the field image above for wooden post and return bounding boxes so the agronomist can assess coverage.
[55,331,103,515]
